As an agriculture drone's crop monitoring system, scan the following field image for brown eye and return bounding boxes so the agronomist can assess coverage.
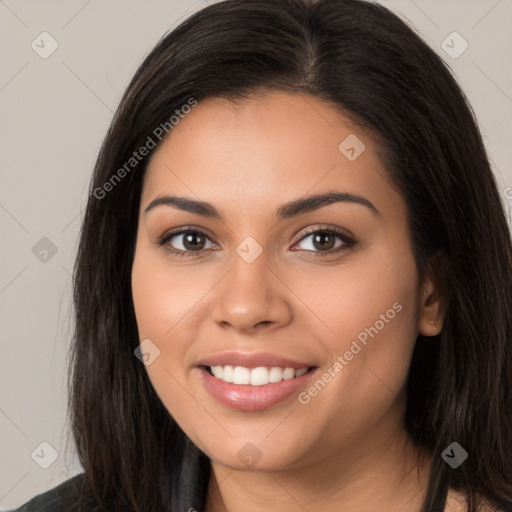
[294,228,355,255]
[159,228,216,257]
[180,231,207,250]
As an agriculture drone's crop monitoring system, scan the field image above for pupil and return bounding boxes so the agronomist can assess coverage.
[313,232,333,250]
[184,232,204,250]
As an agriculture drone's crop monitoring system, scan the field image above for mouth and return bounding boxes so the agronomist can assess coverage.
[195,353,318,411]
[202,364,313,385]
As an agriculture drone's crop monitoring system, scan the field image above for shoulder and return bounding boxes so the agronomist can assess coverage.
[7,473,103,512]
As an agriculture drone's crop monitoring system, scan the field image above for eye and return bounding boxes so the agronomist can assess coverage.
[158,228,216,257]
[157,226,355,259]
[292,227,355,257]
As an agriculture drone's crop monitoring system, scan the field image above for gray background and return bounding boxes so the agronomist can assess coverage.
[1,0,511,509]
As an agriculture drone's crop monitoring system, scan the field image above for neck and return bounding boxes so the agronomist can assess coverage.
[204,427,432,512]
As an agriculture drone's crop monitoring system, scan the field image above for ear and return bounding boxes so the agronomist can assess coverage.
[417,273,445,337]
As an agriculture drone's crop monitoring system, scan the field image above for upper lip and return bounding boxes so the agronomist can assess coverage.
[197,351,315,370]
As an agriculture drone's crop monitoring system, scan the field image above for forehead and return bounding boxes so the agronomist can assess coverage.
[141,91,398,216]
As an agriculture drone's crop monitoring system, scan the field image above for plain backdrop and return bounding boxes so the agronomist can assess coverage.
[1,0,511,509]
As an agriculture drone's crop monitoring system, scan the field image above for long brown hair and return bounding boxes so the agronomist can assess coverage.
[69,0,512,510]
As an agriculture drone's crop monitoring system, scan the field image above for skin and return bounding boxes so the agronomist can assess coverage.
[131,91,447,512]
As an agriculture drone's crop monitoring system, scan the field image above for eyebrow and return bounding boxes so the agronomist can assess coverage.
[144,191,380,221]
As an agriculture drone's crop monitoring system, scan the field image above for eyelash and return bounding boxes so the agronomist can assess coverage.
[157,225,356,259]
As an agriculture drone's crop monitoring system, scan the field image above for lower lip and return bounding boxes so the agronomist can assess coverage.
[198,367,315,411]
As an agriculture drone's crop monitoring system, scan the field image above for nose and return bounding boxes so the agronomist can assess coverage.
[210,251,293,334]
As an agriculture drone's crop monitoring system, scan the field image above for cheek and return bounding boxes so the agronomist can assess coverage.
[289,253,419,451]
[131,246,199,344]
[131,247,209,440]
[304,242,419,392]
[294,242,417,347]
[130,244,200,410]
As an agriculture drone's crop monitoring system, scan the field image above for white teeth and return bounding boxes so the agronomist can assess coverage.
[208,365,309,385]
[232,366,251,384]
[250,367,269,386]
[222,365,234,383]
[282,368,295,380]
[268,367,283,383]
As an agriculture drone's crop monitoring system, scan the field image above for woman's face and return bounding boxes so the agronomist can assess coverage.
[131,91,441,472]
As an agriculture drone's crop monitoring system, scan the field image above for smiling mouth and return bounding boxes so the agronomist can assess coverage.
[202,365,316,386]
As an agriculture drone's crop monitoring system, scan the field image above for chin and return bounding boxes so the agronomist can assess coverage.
[204,436,312,473]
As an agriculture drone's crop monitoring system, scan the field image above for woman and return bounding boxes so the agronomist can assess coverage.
[12,0,512,511]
